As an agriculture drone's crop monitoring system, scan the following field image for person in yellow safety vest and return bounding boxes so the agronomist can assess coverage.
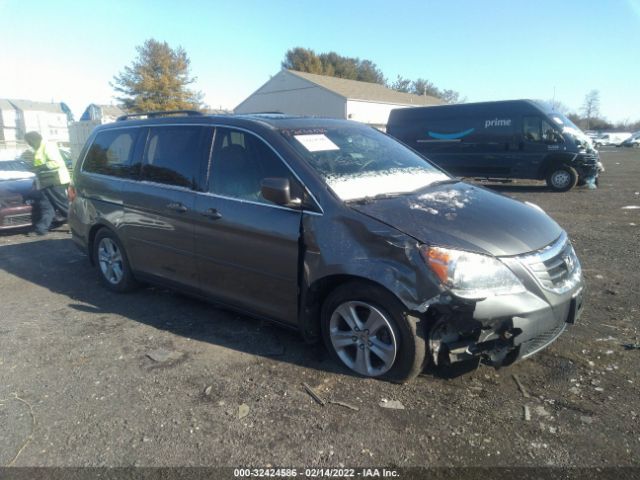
[24,131,71,236]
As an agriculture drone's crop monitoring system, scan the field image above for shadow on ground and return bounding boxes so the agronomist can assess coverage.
[479,183,550,193]
[0,236,469,380]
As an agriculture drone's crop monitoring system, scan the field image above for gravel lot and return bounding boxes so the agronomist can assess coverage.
[1,149,639,469]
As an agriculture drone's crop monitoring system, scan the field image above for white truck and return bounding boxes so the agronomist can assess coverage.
[593,132,632,147]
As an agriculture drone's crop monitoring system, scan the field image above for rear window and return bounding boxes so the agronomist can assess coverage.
[83,129,139,178]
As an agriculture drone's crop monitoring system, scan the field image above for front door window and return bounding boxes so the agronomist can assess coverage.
[523,117,562,144]
[209,128,305,205]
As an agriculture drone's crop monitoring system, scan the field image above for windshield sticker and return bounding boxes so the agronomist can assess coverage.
[294,134,340,152]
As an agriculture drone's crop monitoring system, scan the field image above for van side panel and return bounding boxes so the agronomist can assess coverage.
[387,100,562,180]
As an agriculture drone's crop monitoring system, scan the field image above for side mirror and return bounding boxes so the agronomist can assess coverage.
[261,177,301,207]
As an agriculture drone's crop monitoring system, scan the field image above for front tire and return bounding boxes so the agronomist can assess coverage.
[546,165,578,192]
[320,282,426,382]
[93,229,139,293]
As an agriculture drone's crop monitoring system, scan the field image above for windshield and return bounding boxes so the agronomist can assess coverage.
[281,126,449,201]
[550,113,580,131]
[549,113,593,149]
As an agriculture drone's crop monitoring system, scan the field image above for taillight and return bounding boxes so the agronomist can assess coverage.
[67,185,77,202]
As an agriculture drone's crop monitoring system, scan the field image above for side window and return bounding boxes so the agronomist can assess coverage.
[83,129,138,178]
[541,120,562,144]
[523,116,542,142]
[142,126,210,189]
[209,128,304,205]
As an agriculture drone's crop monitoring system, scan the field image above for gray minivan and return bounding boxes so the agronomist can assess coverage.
[69,111,585,382]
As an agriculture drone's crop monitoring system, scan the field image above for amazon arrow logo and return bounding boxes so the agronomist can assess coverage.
[427,128,475,140]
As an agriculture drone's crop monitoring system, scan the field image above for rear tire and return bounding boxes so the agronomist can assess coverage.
[320,282,426,383]
[93,229,139,293]
[546,166,578,192]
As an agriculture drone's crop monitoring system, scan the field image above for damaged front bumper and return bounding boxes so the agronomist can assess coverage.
[574,152,602,180]
[426,234,585,368]
[428,286,584,367]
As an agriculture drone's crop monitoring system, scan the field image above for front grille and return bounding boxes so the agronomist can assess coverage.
[2,213,31,226]
[520,322,566,358]
[1,195,24,207]
[517,232,581,294]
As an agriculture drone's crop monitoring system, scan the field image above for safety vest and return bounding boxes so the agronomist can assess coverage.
[33,142,71,188]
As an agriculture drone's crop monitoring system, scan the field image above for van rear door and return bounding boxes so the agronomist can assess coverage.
[123,125,212,290]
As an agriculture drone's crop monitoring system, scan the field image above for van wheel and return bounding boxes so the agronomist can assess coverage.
[93,229,139,293]
[546,166,578,192]
[320,282,426,382]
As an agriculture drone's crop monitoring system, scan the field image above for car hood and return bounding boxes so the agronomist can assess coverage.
[0,170,34,181]
[349,182,563,257]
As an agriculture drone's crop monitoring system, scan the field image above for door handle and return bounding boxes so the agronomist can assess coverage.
[166,202,188,213]
[201,208,222,220]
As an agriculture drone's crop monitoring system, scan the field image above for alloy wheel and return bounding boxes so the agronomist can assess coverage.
[329,301,398,376]
[98,237,124,285]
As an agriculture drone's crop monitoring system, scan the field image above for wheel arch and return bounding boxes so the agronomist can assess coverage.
[299,273,415,343]
[87,221,119,266]
[538,152,574,179]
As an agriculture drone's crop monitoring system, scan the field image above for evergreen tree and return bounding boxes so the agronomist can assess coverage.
[282,47,324,75]
[112,39,203,112]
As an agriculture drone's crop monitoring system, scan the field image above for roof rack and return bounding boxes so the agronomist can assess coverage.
[116,110,204,121]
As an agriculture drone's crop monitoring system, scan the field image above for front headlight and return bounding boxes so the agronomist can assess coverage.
[419,245,526,299]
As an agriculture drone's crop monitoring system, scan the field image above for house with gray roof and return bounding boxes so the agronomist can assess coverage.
[0,99,19,144]
[68,104,126,163]
[235,69,442,130]
[0,99,70,147]
[79,104,125,123]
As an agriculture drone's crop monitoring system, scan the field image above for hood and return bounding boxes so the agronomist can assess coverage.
[350,182,562,257]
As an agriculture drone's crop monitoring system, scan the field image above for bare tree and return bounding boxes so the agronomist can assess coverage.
[548,98,569,114]
[581,90,601,130]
